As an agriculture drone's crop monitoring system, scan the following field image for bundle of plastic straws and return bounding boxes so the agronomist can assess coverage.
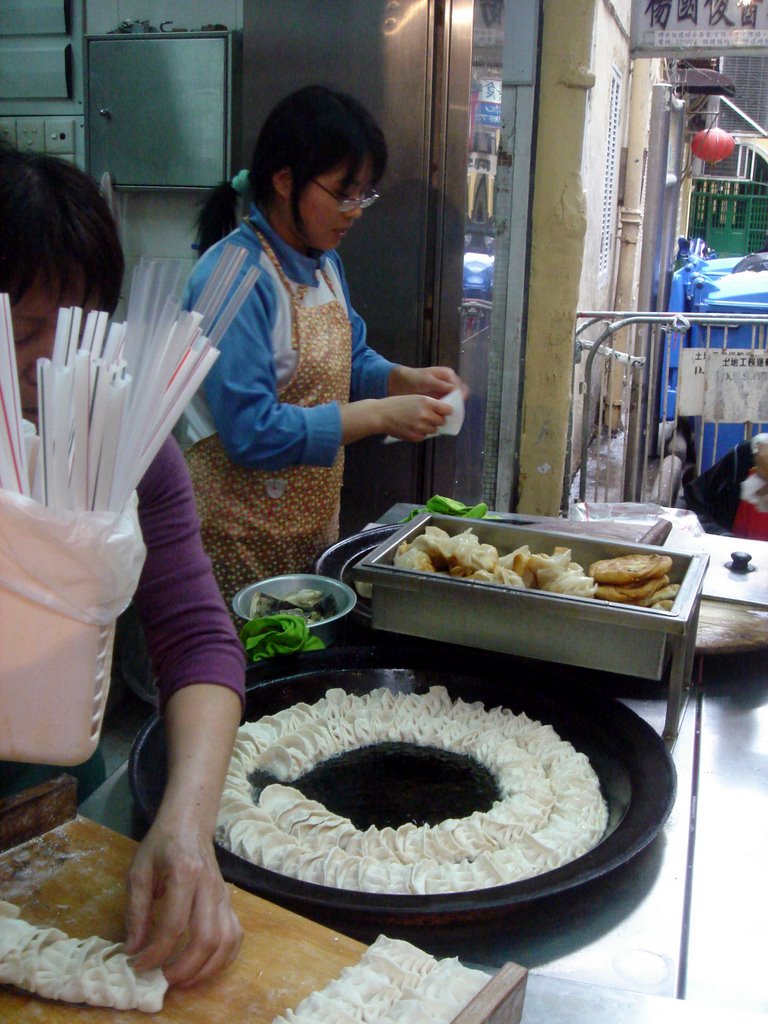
[0,243,256,513]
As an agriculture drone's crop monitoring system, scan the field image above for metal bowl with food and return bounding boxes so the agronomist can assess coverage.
[232,573,357,647]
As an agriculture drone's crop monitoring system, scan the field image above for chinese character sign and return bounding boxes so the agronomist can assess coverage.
[631,0,768,56]
[474,78,502,129]
[678,349,768,421]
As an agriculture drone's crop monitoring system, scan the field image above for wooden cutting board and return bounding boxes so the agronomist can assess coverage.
[0,816,367,1023]
[0,785,527,1024]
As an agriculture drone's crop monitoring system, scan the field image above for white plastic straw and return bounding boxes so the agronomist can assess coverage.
[130,347,219,497]
[207,266,260,347]
[51,307,73,369]
[194,243,247,332]
[91,374,129,512]
[0,245,252,512]
[35,359,55,505]
[65,307,83,368]
[0,295,27,495]
[69,351,91,512]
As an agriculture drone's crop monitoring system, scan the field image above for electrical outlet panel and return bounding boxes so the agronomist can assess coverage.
[44,118,75,154]
[0,119,16,146]
[15,117,45,152]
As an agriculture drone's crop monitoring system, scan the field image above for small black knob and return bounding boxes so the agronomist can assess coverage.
[728,551,753,573]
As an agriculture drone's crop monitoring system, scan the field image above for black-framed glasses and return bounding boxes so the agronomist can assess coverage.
[311,179,380,212]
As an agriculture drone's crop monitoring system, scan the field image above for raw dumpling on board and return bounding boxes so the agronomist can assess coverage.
[0,901,167,1013]
[270,934,490,1024]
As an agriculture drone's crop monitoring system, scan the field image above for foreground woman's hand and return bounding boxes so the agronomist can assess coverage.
[123,684,244,987]
[123,817,243,987]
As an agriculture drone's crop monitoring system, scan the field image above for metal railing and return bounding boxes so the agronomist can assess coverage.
[565,311,768,513]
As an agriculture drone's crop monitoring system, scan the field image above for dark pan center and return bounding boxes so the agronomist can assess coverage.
[249,742,501,830]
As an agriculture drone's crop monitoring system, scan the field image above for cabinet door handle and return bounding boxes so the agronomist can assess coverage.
[98,108,111,119]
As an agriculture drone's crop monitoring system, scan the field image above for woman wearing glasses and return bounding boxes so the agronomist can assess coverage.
[183,85,463,606]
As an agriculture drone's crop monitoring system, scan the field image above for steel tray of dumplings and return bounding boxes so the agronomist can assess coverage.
[352,513,709,741]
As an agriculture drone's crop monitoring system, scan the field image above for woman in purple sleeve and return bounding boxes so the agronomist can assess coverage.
[183,85,465,607]
[0,143,245,988]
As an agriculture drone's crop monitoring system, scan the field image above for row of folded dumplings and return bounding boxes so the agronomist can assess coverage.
[392,526,679,608]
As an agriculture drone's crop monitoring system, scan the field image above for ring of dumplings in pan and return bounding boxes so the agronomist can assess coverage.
[392,526,680,609]
[217,686,608,895]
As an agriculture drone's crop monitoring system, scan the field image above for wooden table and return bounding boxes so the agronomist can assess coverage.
[695,597,768,653]
[0,780,526,1023]
[0,816,367,1023]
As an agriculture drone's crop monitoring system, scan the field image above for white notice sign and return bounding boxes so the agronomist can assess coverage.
[678,348,768,421]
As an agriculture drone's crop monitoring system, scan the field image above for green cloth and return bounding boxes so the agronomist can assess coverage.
[239,613,325,663]
[401,494,497,522]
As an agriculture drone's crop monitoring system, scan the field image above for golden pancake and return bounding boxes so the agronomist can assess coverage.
[640,583,681,607]
[588,552,672,585]
[595,574,669,603]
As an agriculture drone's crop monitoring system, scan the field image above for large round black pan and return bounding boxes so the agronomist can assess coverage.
[128,644,676,936]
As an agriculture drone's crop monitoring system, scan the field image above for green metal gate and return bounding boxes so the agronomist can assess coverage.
[687,178,768,256]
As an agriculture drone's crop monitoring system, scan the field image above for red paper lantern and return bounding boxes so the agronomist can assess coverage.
[690,126,735,164]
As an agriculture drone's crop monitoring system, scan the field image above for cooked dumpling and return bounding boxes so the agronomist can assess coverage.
[408,526,453,570]
[444,529,499,576]
[394,542,436,573]
[497,545,535,587]
[531,547,596,598]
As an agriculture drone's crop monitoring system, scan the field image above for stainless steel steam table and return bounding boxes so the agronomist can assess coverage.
[80,508,768,1022]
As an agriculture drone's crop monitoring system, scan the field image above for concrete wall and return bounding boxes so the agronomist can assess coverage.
[578,0,633,311]
[515,0,597,515]
[516,0,649,515]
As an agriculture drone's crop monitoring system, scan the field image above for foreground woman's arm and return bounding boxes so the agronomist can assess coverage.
[124,684,243,986]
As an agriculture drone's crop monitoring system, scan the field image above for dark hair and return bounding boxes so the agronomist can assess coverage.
[195,85,388,256]
[0,142,124,312]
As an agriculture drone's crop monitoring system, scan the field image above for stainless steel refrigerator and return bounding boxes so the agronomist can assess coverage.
[241,0,538,532]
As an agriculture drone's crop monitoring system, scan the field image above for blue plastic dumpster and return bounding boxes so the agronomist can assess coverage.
[668,255,740,314]
[662,256,742,420]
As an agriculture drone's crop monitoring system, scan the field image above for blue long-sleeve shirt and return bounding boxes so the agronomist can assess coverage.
[183,206,396,470]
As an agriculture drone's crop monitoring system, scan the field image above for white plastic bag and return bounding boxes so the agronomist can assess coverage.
[0,490,146,766]
[740,472,768,513]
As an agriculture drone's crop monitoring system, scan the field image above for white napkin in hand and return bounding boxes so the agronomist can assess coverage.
[384,388,465,444]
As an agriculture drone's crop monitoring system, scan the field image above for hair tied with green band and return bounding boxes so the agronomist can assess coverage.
[231,169,250,195]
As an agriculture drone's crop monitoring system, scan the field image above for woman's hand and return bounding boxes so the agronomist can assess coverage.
[388,365,467,400]
[341,361,465,445]
[341,394,453,444]
[377,394,454,442]
[124,817,243,988]
[123,684,243,987]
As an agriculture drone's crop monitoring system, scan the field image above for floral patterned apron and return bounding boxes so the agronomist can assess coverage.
[186,229,352,608]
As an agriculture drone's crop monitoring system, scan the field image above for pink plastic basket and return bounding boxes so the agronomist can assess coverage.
[0,587,117,766]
